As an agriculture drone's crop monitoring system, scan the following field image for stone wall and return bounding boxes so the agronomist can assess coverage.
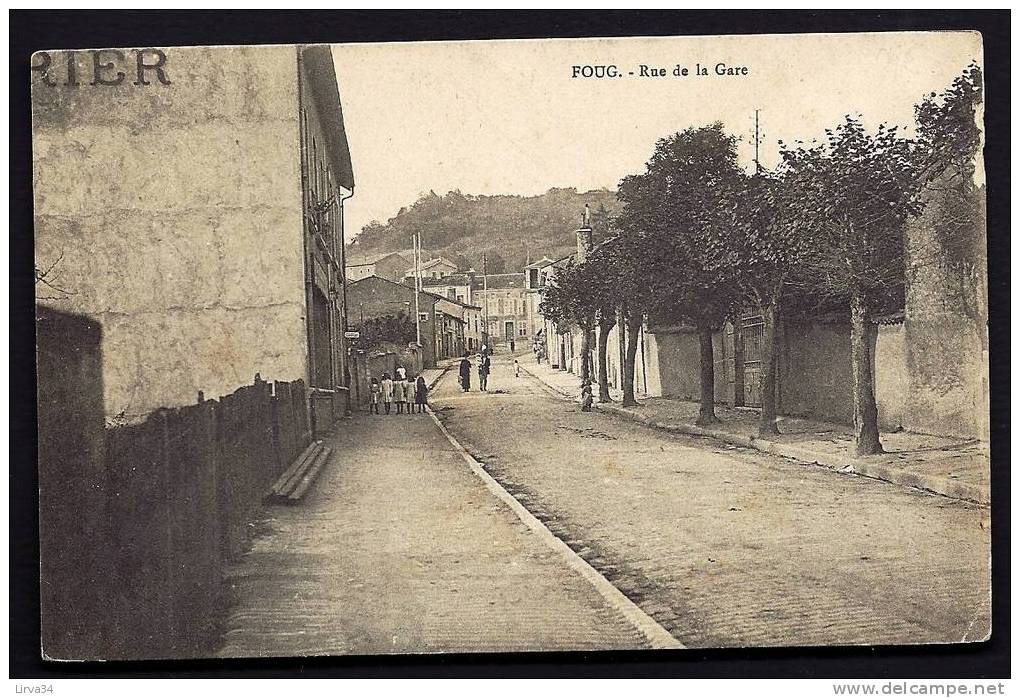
[903,181,988,439]
[874,323,909,431]
[33,45,306,419]
[647,326,728,403]
[776,319,854,424]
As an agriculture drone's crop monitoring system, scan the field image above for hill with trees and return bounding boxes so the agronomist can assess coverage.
[347,188,620,273]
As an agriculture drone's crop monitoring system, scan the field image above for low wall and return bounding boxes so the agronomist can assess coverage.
[38,307,311,659]
[777,319,854,424]
[647,327,728,403]
[875,323,908,431]
[37,306,107,661]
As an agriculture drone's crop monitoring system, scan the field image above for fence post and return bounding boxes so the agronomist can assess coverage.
[156,410,179,655]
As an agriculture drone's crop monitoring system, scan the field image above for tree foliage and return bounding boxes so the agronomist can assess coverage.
[359,312,415,349]
[349,187,620,273]
[777,118,921,316]
[615,124,746,329]
[910,64,986,331]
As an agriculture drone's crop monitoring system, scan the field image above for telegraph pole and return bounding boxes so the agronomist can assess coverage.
[754,109,761,176]
[412,233,421,346]
[482,252,488,349]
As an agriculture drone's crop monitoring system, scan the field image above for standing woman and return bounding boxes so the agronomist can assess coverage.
[458,354,472,392]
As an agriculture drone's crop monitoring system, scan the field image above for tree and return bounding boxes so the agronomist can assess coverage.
[911,64,986,345]
[589,204,621,403]
[538,260,597,410]
[728,171,814,436]
[615,124,745,423]
[780,118,921,455]
[360,311,415,349]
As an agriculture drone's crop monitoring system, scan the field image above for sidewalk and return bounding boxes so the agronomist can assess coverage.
[216,373,653,656]
[516,354,989,505]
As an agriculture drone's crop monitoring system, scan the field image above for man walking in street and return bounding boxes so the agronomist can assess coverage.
[478,352,491,392]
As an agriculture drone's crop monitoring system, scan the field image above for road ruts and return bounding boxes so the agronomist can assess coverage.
[430,355,992,648]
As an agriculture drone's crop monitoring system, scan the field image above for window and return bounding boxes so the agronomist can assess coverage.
[519,328,527,337]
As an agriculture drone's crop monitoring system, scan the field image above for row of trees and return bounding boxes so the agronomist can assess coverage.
[540,64,983,455]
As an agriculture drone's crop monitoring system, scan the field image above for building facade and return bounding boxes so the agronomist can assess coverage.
[347,275,438,367]
[346,251,412,283]
[472,273,541,349]
[433,298,468,359]
[33,44,354,423]
[421,272,475,305]
[407,256,459,280]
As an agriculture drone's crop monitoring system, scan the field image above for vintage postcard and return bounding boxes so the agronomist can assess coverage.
[33,31,989,661]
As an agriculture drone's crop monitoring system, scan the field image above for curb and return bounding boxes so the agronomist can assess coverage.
[425,404,683,650]
[516,363,578,402]
[425,365,450,391]
[517,363,987,506]
[598,404,988,506]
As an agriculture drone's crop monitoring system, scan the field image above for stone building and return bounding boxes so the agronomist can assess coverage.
[33,44,355,425]
[407,256,459,280]
[421,271,475,305]
[346,251,412,283]
[472,273,539,349]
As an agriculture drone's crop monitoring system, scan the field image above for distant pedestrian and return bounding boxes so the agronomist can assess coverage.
[478,353,491,392]
[381,373,394,415]
[459,354,472,392]
[415,375,429,413]
[510,338,516,353]
[369,377,381,414]
[514,359,520,378]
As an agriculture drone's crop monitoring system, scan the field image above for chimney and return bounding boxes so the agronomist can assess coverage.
[576,204,593,263]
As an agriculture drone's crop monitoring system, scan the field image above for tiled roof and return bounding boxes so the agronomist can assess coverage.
[422,273,474,287]
[346,251,411,267]
[471,273,526,290]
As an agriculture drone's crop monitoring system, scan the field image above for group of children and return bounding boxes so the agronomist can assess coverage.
[369,366,429,415]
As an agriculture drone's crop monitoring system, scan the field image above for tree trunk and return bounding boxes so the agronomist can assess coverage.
[758,286,781,437]
[578,323,591,385]
[597,317,615,403]
[622,312,642,407]
[696,324,719,425]
[578,320,594,411]
[850,289,883,455]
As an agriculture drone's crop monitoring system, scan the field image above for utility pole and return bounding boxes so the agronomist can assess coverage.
[482,252,488,349]
[412,233,421,347]
[754,109,761,176]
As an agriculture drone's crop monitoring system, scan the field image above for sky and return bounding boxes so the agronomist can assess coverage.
[331,32,982,243]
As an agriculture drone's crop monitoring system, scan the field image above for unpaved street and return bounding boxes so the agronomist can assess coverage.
[431,355,991,648]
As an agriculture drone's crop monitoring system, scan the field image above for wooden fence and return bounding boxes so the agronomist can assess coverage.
[38,306,311,659]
